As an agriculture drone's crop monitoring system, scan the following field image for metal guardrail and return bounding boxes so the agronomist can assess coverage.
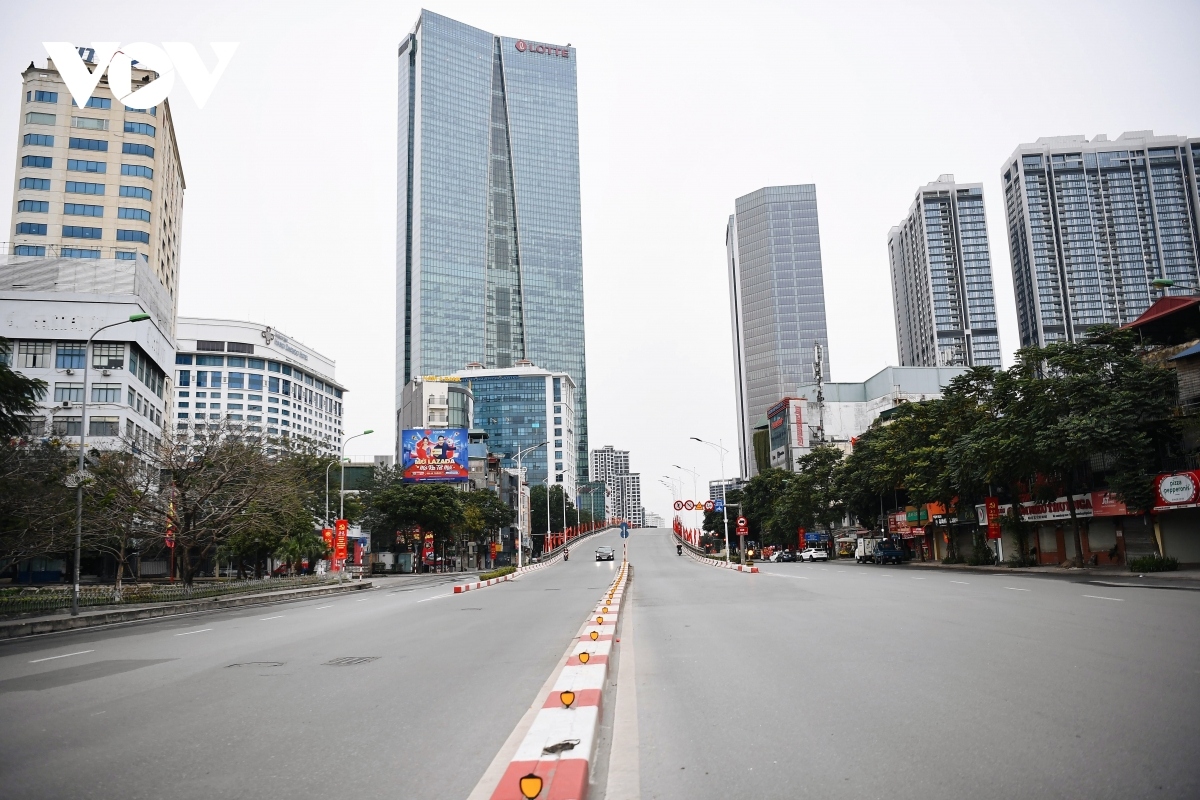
[0,574,342,617]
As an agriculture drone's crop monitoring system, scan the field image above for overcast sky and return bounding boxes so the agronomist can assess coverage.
[3,0,1199,522]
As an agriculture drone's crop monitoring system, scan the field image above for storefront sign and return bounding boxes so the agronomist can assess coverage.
[1155,471,1200,510]
[975,491,1133,523]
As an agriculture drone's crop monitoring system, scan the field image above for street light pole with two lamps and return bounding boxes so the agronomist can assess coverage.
[691,437,732,563]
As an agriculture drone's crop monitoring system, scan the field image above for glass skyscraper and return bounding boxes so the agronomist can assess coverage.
[726,185,831,478]
[888,175,1002,369]
[397,11,588,482]
[1002,131,1200,347]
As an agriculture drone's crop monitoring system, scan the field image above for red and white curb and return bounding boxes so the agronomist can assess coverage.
[675,534,758,573]
[483,560,629,800]
[453,574,514,594]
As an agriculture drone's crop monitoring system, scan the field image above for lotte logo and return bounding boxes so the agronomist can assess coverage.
[514,39,570,58]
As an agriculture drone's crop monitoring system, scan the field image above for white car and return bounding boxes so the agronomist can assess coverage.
[799,547,829,562]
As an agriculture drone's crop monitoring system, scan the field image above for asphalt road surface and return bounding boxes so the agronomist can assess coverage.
[3,526,1198,800]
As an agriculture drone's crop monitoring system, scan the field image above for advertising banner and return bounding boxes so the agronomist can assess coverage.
[335,519,348,562]
[984,497,1002,540]
[400,428,470,482]
[1155,471,1200,511]
[422,532,435,564]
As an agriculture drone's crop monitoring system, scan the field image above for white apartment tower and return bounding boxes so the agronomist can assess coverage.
[590,445,643,526]
[10,53,185,327]
[888,175,1002,368]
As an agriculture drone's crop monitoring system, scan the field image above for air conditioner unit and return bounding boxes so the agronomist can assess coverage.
[64,368,75,375]
[101,369,111,376]
[61,400,71,408]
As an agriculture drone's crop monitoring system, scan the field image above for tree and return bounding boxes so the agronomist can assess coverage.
[740,468,790,545]
[0,337,47,438]
[770,447,845,549]
[360,470,464,556]
[81,449,161,590]
[0,441,76,565]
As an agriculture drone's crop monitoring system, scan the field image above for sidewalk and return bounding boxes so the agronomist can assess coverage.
[895,558,1200,590]
[0,578,375,640]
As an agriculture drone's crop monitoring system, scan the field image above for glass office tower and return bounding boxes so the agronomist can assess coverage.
[397,10,588,482]
[726,185,831,478]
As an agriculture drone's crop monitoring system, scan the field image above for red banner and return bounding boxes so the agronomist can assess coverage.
[422,532,434,563]
[335,519,348,563]
[984,497,1002,540]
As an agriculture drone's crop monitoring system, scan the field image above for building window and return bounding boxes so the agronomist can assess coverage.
[69,137,108,152]
[227,342,254,354]
[52,417,82,437]
[228,372,245,389]
[63,226,103,239]
[175,354,194,365]
[115,251,138,261]
[22,134,54,146]
[61,248,100,258]
[248,374,263,391]
[18,177,51,191]
[268,376,280,393]
[116,229,150,243]
[124,121,156,137]
[15,222,47,235]
[118,207,151,221]
[53,382,84,402]
[119,186,152,201]
[32,91,58,103]
[66,181,105,195]
[71,116,108,131]
[127,105,157,116]
[56,341,86,369]
[67,159,106,173]
[89,416,119,436]
[25,112,55,125]
[196,342,224,353]
[195,355,224,366]
[74,96,112,109]
[14,245,45,256]
[120,164,153,179]
[228,403,244,411]
[91,383,121,403]
[226,357,246,368]
[196,371,221,388]
[21,155,52,168]
[268,361,281,373]
[247,358,265,370]
[176,370,191,387]
[122,142,154,157]
[64,203,104,217]
[92,342,124,369]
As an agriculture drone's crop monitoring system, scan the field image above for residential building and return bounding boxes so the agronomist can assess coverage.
[590,445,642,525]
[397,10,589,484]
[578,480,608,522]
[622,473,644,527]
[644,511,665,528]
[172,319,346,454]
[1,254,173,450]
[398,375,473,434]
[760,366,969,472]
[708,477,746,502]
[727,184,831,478]
[456,360,577,500]
[888,175,1002,368]
[10,53,185,325]
[1002,131,1200,348]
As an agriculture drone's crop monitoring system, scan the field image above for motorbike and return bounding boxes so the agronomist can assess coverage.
[564,549,569,561]
[676,544,683,556]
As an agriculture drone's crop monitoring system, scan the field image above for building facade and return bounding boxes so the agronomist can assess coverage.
[888,175,1002,368]
[398,376,473,435]
[10,53,185,325]
[590,444,642,525]
[397,10,589,483]
[1,255,173,450]
[1002,131,1200,348]
[456,361,576,500]
[708,477,746,502]
[172,319,346,454]
[727,184,831,478]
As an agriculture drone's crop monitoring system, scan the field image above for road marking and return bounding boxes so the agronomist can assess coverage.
[315,605,333,610]
[417,593,452,603]
[174,628,212,636]
[1005,587,1030,592]
[765,573,810,580]
[355,598,368,602]
[30,650,94,663]
[950,580,970,585]
[607,582,639,798]
[260,615,284,621]
[912,577,925,580]
[1083,595,1125,602]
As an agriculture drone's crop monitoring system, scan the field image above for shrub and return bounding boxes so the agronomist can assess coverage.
[1128,554,1178,573]
[479,565,516,581]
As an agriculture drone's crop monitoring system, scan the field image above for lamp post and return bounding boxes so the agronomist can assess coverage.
[692,437,732,563]
[1151,278,1199,294]
[513,441,547,568]
[337,430,373,576]
[71,312,151,616]
[673,464,701,534]
[557,472,567,546]
[324,456,344,529]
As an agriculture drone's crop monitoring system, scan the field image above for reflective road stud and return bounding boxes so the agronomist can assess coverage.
[590,631,599,641]
[579,652,590,664]
[519,773,543,799]
[560,690,576,708]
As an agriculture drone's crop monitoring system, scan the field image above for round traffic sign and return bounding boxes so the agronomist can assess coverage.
[673,500,683,511]
[703,500,715,512]
[684,500,695,511]
[737,516,747,527]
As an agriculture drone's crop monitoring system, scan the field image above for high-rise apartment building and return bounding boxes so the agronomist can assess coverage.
[888,175,1002,368]
[397,10,589,483]
[590,445,642,525]
[1002,131,1200,347]
[10,54,185,326]
[727,185,831,478]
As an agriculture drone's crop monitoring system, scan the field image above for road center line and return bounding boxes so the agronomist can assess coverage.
[30,649,94,663]
[1083,595,1125,601]
[315,605,333,610]
[1005,587,1030,592]
[912,577,925,580]
[260,615,284,621]
[417,593,452,603]
[174,628,212,636]
[950,581,970,585]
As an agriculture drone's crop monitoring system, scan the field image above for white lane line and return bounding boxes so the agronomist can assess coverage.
[950,580,970,585]
[30,649,94,663]
[912,577,925,580]
[1083,595,1125,602]
[1005,587,1030,592]
[355,598,368,602]
[417,593,452,603]
[315,605,333,610]
[260,615,284,621]
[764,573,810,580]
[607,580,639,797]
[174,628,212,637]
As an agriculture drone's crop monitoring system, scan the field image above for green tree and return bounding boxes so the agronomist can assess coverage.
[360,471,464,555]
[740,468,790,544]
[770,446,845,549]
[0,337,47,438]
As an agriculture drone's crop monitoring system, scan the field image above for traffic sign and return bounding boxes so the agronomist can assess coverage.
[621,528,629,539]
[703,500,714,512]
[684,500,695,511]
[736,516,747,528]
[673,500,684,511]
[714,500,724,513]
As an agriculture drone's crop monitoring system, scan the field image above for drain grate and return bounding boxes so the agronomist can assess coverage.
[323,657,380,666]
[227,662,284,668]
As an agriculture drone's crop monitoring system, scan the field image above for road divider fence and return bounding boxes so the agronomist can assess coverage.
[673,532,758,573]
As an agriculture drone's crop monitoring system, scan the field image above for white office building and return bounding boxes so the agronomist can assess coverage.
[591,445,643,526]
[1,255,173,450]
[172,319,346,454]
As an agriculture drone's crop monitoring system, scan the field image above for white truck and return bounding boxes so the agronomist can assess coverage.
[855,537,881,563]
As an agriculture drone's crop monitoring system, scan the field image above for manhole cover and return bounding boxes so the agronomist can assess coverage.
[227,662,284,668]
[323,657,380,666]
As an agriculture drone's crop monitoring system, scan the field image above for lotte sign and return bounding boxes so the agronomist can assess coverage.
[514,39,571,58]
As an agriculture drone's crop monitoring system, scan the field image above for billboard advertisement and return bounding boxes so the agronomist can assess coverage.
[400,428,470,482]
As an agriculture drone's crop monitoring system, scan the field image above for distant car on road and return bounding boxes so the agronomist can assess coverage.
[872,538,906,565]
[595,546,615,561]
[799,547,829,562]
[769,550,796,562]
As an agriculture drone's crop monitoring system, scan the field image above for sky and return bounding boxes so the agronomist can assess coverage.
[3,0,1199,522]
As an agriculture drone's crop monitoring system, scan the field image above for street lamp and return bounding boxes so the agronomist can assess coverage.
[324,456,345,530]
[336,430,373,576]
[513,441,547,568]
[692,437,732,563]
[71,312,151,617]
[1151,278,1199,293]
[673,464,701,531]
